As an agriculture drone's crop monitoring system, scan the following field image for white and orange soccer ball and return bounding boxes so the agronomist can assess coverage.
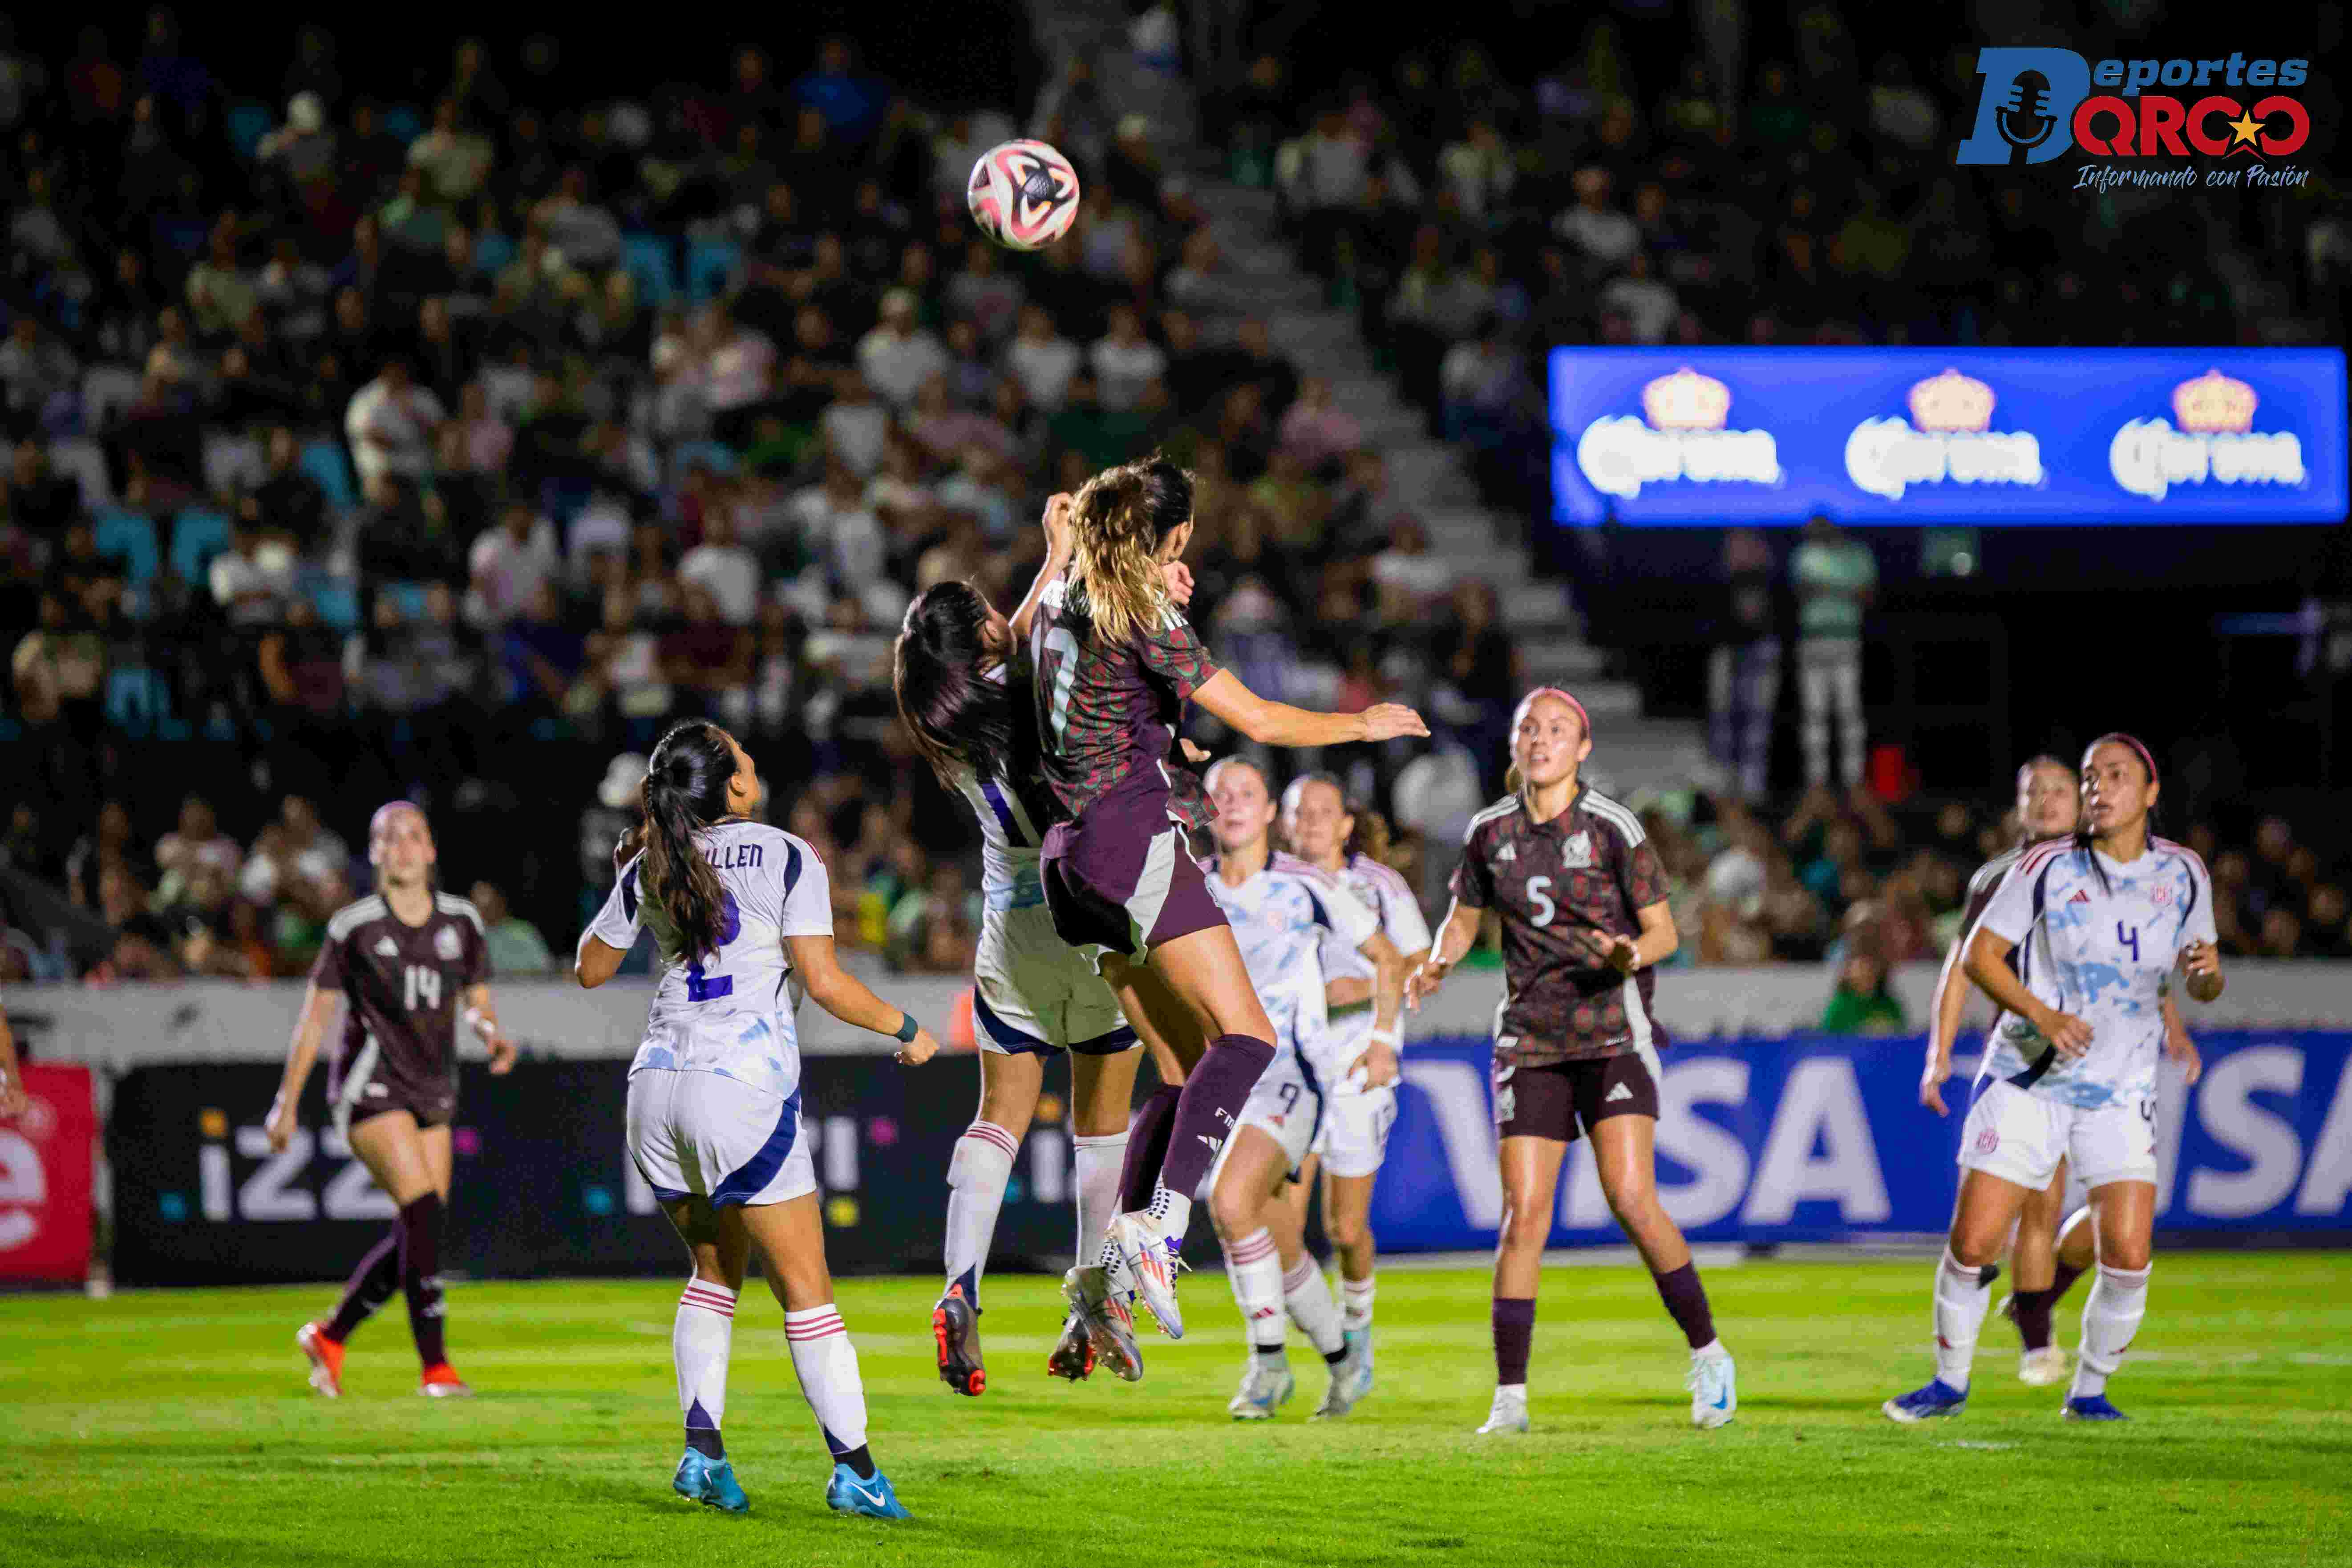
[966,139,1081,251]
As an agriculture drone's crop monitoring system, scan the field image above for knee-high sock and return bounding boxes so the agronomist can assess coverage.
[784,1303,870,1469]
[943,1122,1019,1308]
[1073,1130,1128,1268]
[2070,1263,2150,1400]
[398,1192,447,1368]
[1153,1035,1275,1238]
[1117,1086,1182,1212]
[1492,1296,1536,1387]
[1223,1227,1285,1362]
[1932,1248,1993,1392]
[1340,1274,1376,1333]
[1282,1253,1345,1358]
[325,1225,402,1342]
[1652,1262,1719,1352]
[676,1278,737,1458]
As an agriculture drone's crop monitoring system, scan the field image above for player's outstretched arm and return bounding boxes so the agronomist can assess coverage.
[265,982,340,1152]
[1007,493,1077,644]
[784,932,940,1066]
[1190,668,1428,750]
[1405,898,1481,1010]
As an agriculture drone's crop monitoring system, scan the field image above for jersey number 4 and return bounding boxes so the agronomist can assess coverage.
[2117,922,2139,962]
[685,893,744,1002]
[401,965,441,1011]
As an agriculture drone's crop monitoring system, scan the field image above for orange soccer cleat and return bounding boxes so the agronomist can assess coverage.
[296,1321,345,1398]
[418,1362,474,1398]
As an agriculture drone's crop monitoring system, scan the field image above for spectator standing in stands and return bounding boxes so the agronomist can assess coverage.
[1709,529,1781,800]
[1790,513,1874,790]
[470,879,554,973]
[344,357,445,489]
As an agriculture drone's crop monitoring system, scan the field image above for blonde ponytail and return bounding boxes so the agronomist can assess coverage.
[1069,454,1194,648]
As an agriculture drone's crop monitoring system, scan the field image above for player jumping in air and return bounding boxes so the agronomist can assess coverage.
[1885,734,2222,1425]
[1920,755,2202,1386]
[1255,774,1428,1405]
[576,721,940,1518]
[1196,758,1405,1420]
[1408,689,1736,1435]
[267,802,514,1399]
[895,563,1193,1392]
[1028,455,1425,1346]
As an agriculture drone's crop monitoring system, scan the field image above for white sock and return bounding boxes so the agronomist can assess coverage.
[1932,1248,1993,1392]
[1692,1337,1728,1361]
[2070,1263,2150,1400]
[1282,1254,1345,1357]
[783,1303,867,1460]
[1224,1227,1284,1361]
[1146,1179,1193,1242]
[944,1122,1019,1308]
[675,1277,737,1436]
[1073,1131,1127,1267]
[1340,1275,1375,1333]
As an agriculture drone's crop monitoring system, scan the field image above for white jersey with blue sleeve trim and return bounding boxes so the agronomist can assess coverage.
[1974,836,2216,1109]
[947,762,1054,912]
[1208,855,1380,1083]
[587,820,834,1101]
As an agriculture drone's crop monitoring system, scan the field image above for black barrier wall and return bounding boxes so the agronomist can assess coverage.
[109,1058,1087,1287]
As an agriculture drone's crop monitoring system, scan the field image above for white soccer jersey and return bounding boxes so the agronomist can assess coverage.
[1975,836,2216,1110]
[587,820,834,1101]
[1208,854,1379,1081]
[946,762,1054,910]
[1315,851,1429,1033]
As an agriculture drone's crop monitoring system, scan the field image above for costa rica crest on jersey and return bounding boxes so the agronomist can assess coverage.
[434,924,464,961]
[1563,831,1594,868]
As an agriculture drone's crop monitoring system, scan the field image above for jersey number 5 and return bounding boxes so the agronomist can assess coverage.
[1043,626,1080,750]
[685,893,744,1002]
[402,965,441,1012]
[1526,876,1556,928]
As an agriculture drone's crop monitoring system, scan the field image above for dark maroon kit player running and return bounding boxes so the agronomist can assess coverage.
[1028,454,1424,1350]
[1409,688,1736,1434]
[267,802,515,1397]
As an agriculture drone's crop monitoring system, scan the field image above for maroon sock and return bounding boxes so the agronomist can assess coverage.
[1652,1262,1717,1350]
[2051,1259,2088,1302]
[2010,1286,2058,1351]
[1492,1297,1536,1384]
[1118,1086,1184,1213]
[326,1226,402,1342]
[1155,1035,1275,1204]
[398,1192,448,1367]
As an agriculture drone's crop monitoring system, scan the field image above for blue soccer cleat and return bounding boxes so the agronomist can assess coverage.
[672,1450,749,1513]
[2063,1394,2129,1422]
[1882,1378,1969,1423]
[826,1464,910,1519]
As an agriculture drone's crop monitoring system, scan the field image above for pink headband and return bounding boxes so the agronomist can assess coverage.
[370,800,428,839]
[1513,686,1590,739]
[2082,732,2158,786]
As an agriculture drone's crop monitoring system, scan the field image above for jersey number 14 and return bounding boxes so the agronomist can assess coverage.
[402,965,441,1011]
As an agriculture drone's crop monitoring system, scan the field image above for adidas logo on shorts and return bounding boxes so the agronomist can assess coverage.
[1605,1082,1635,1102]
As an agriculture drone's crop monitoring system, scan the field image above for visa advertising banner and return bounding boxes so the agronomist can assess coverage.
[1548,348,2349,526]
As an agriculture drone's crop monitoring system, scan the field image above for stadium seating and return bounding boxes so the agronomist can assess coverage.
[103,667,188,740]
[93,509,161,585]
[297,441,356,509]
[685,239,741,304]
[225,102,273,161]
[621,234,680,306]
[171,509,234,585]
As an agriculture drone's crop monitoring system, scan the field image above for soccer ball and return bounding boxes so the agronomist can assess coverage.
[967,139,1081,251]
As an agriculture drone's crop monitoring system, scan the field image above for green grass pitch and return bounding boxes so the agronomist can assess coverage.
[5,1254,2348,1567]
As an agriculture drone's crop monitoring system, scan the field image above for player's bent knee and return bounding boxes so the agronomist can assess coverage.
[2098,1237,2153,1272]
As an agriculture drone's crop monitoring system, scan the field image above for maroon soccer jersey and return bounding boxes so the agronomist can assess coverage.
[1449,786,1671,1065]
[1030,573,1220,831]
[312,892,490,1125]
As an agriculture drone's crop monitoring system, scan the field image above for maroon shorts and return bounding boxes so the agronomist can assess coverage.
[1041,793,1227,971]
[1492,1052,1660,1143]
[328,1041,457,1137]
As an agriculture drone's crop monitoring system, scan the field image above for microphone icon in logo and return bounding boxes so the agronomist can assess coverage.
[1995,70,2058,165]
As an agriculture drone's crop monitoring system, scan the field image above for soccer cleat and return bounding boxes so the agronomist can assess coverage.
[2019,1346,2069,1386]
[418,1362,474,1398]
[672,1450,749,1513]
[1228,1358,1295,1419]
[1106,1212,1186,1339]
[1881,1378,1968,1423]
[1046,1309,1097,1382]
[825,1463,910,1519]
[296,1321,344,1398]
[1688,1350,1737,1429]
[1475,1385,1530,1435]
[1061,1267,1142,1382]
[931,1284,985,1397]
[2063,1394,2129,1422]
[1313,1332,1374,1420]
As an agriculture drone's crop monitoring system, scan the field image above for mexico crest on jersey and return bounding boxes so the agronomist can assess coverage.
[435,924,464,961]
[1563,831,1594,868]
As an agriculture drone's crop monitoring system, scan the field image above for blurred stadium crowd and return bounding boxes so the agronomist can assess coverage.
[0,11,2344,996]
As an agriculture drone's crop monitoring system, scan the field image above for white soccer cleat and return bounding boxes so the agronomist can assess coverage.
[1687,1350,1736,1429]
[2018,1346,2069,1386]
[1313,1332,1374,1420]
[1106,1212,1186,1339]
[1475,1385,1529,1435]
[1060,1266,1142,1382]
[1228,1359,1295,1419]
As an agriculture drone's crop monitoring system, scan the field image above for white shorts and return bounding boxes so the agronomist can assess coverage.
[1959,1078,2158,1192]
[1312,1082,1397,1180]
[1227,1050,1327,1181]
[626,1066,815,1208]
[972,902,1138,1055]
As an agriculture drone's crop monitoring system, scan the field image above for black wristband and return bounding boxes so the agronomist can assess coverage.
[892,1012,919,1043]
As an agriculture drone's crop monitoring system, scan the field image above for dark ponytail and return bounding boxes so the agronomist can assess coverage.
[895,581,1028,786]
[640,720,737,962]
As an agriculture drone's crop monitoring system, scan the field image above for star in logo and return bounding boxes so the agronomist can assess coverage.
[2224,109,2266,153]
[1010,153,1075,220]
